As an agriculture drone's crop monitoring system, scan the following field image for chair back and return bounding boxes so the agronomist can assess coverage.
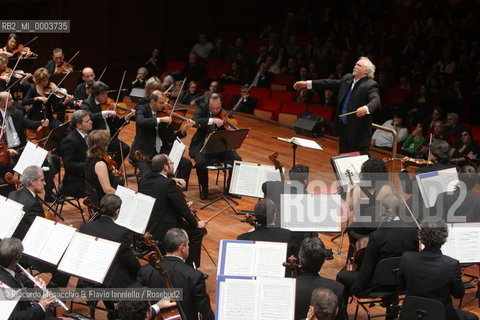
[399,296,447,320]
[47,154,62,185]
[373,257,402,286]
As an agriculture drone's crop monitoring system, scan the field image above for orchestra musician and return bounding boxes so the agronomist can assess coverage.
[0,54,32,95]
[336,194,418,319]
[73,67,96,101]
[138,76,162,106]
[81,80,134,165]
[84,129,124,201]
[0,238,61,320]
[295,237,346,320]
[138,154,207,268]
[307,288,339,320]
[189,93,242,200]
[0,33,36,58]
[0,91,46,195]
[8,166,70,288]
[78,194,141,289]
[59,110,92,198]
[130,90,194,188]
[126,67,148,91]
[44,48,73,74]
[399,217,479,320]
[22,67,70,129]
[137,227,215,320]
[116,295,176,320]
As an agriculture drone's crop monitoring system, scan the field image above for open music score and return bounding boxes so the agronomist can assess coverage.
[217,240,287,278]
[280,194,342,232]
[13,141,48,174]
[0,281,20,319]
[331,154,369,186]
[216,275,296,320]
[58,233,120,284]
[115,185,155,234]
[415,168,459,208]
[442,223,480,263]
[0,195,24,239]
[22,216,76,265]
[168,138,186,174]
[229,161,281,198]
[276,136,323,150]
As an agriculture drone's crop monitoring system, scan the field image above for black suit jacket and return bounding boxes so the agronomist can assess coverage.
[399,248,464,320]
[0,109,40,148]
[137,256,214,320]
[312,74,380,149]
[189,105,214,157]
[9,188,44,240]
[139,167,197,242]
[73,82,89,101]
[352,219,418,295]
[60,129,88,197]
[295,272,346,320]
[81,95,127,132]
[0,268,46,320]
[131,103,186,159]
[78,216,140,288]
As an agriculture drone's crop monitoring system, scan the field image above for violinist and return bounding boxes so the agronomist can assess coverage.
[84,129,124,201]
[81,81,135,165]
[22,67,70,129]
[130,90,194,187]
[138,154,207,268]
[137,76,162,106]
[189,93,242,199]
[126,67,148,91]
[0,33,36,58]
[44,48,73,74]
[137,228,214,320]
[0,54,32,94]
[295,237,346,320]
[73,67,96,101]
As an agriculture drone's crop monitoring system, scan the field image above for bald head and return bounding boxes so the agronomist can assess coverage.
[82,67,95,85]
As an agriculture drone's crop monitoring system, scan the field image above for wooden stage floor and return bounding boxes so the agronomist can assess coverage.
[54,109,479,319]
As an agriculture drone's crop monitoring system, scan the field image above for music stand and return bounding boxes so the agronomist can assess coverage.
[43,121,71,152]
[199,129,249,214]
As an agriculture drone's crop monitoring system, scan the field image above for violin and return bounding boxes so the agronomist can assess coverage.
[11,44,38,57]
[100,97,132,116]
[102,154,121,175]
[44,83,75,100]
[282,255,302,278]
[342,236,369,272]
[0,68,28,79]
[383,157,433,167]
[143,232,185,320]
[213,109,239,131]
[158,106,196,132]
[55,62,73,74]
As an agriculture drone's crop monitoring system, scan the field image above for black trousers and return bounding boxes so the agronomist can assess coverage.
[193,151,242,194]
[339,124,370,155]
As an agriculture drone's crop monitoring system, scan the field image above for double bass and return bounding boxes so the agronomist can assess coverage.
[143,232,185,320]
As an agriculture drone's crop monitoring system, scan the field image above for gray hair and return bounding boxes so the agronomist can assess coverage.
[429,139,450,161]
[138,67,148,75]
[20,165,42,187]
[359,57,375,79]
[163,228,188,253]
[0,238,23,268]
[100,194,122,217]
[71,109,90,128]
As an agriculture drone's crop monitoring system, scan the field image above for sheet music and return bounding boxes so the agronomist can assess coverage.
[13,142,48,174]
[22,216,76,265]
[442,223,480,263]
[0,196,24,239]
[0,282,20,320]
[416,168,459,208]
[115,186,155,234]
[276,137,323,149]
[332,155,369,186]
[254,242,288,277]
[258,277,296,320]
[229,161,281,198]
[217,276,295,320]
[281,194,342,232]
[219,240,287,277]
[58,233,120,284]
[169,138,186,174]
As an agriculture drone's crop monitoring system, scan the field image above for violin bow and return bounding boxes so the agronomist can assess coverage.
[225,85,252,118]
[399,195,421,230]
[167,78,187,125]
[65,50,80,69]
[97,66,107,82]
[163,83,175,95]
[22,36,38,48]
[113,70,127,114]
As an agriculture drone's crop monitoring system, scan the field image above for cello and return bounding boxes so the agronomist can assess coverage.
[143,232,185,320]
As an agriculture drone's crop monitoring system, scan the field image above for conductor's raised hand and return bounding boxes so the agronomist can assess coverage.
[356,106,369,117]
[293,81,307,90]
